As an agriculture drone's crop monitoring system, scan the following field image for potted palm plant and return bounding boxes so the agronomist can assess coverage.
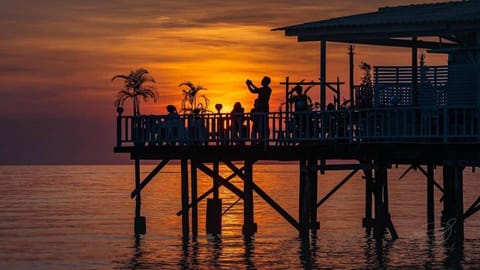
[179,81,210,143]
[179,81,209,114]
[113,68,158,116]
[113,68,158,147]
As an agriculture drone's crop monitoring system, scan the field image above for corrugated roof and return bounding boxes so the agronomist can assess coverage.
[274,1,480,31]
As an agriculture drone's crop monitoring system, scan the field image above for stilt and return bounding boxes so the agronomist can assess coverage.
[181,158,189,240]
[427,164,435,233]
[442,162,465,246]
[442,165,455,226]
[374,162,387,239]
[206,162,222,235]
[309,159,319,233]
[362,168,374,233]
[242,160,256,237]
[191,159,198,238]
[453,165,464,242]
[299,160,311,240]
[373,161,398,240]
[134,158,146,235]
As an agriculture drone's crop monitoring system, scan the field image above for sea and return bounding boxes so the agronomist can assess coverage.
[0,164,479,269]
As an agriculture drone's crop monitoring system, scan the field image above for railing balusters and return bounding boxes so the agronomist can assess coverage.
[115,107,479,147]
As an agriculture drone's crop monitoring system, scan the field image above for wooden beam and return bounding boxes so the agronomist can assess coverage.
[316,168,359,208]
[197,162,244,199]
[176,165,245,216]
[300,36,457,49]
[224,160,300,231]
[131,159,169,198]
[253,182,300,231]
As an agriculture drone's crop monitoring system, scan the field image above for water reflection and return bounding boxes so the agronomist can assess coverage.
[117,229,472,270]
[243,236,256,269]
[129,234,143,269]
[206,235,222,269]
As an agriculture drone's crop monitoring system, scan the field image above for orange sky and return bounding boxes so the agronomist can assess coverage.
[0,0,450,164]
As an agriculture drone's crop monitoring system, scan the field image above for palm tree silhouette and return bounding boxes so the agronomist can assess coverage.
[179,81,209,114]
[113,68,158,116]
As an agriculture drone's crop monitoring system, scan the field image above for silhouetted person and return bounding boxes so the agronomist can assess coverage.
[246,76,272,113]
[246,76,271,142]
[288,83,313,137]
[230,102,246,144]
[166,105,180,121]
[288,83,313,112]
[164,105,183,143]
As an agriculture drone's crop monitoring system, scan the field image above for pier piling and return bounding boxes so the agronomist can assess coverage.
[134,158,146,235]
[242,160,257,237]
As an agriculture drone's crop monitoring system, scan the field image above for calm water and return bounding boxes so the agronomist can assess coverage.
[0,164,479,269]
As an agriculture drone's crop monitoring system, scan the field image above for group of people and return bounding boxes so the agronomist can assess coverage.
[229,76,273,142]
[160,76,317,143]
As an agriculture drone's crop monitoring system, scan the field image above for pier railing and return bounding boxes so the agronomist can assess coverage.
[116,107,480,147]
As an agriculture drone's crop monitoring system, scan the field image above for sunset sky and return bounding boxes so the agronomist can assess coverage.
[0,0,449,164]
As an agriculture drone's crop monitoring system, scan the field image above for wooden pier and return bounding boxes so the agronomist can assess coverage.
[114,0,480,247]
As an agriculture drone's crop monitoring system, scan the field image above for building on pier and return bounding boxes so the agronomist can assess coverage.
[115,0,480,244]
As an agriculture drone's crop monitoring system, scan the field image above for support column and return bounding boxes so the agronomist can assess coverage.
[427,164,435,233]
[134,158,146,234]
[191,159,198,238]
[242,160,256,237]
[299,160,311,239]
[373,161,398,240]
[442,165,454,225]
[320,40,327,140]
[442,163,465,243]
[362,168,374,233]
[374,162,387,239]
[348,45,355,107]
[181,158,189,240]
[320,40,327,111]
[412,36,418,105]
[453,165,464,241]
[309,159,319,233]
[206,161,222,235]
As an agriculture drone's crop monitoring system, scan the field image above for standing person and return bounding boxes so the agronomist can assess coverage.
[230,102,246,144]
[164,105,183,143]
[246,76,272,142]
[246,76,272,113]
[287,84,313,138]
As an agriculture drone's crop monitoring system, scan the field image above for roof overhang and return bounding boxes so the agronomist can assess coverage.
[273,1,480,49]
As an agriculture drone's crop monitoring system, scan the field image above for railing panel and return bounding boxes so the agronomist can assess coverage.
[115,107,480,148]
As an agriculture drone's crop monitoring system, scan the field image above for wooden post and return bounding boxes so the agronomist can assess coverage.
[348,45,355,107]
[442,163,465,243]
[242,160,256,237]
[207,161,222,235]
[299,160,311,239]
[191,159,198,238]
[427,164,435,233]
[309,159,319,232]
[181,158,189,239]
[454,165,464,242]
[363,168,374,232]
[320,40,327,111]
[213,162,219,199]
[442,165,453,225]
[134,158,146,234]
[374,162,387,239]
[412,36,418,105]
